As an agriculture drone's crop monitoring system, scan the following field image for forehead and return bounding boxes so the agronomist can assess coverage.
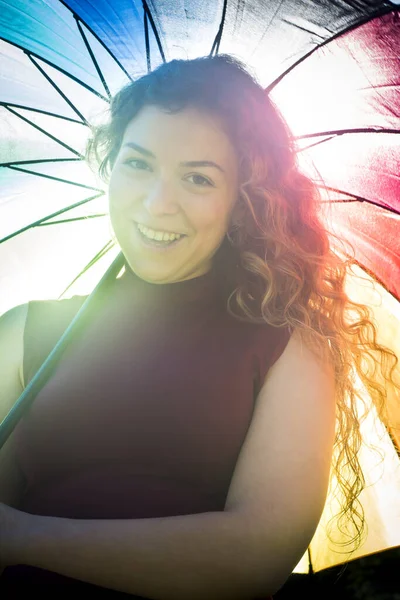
[121,105,236,163]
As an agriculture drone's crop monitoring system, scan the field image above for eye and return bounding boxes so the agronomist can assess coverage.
[124,158,150,170]
[187,174,214,187]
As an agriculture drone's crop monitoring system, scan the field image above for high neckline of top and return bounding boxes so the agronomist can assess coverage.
[115,260,221,309]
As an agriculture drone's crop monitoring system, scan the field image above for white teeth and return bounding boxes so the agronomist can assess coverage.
[137,223,183,242]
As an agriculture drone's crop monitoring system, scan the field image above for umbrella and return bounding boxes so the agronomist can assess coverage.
[0,0,399,575]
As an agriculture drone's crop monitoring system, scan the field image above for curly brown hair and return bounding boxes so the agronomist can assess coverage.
[86,54,400,559]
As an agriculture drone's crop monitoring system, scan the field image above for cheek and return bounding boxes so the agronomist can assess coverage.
[190,202,233,238]
[108,175,120,206]
[202,194,236,228]
[108,173,134,210]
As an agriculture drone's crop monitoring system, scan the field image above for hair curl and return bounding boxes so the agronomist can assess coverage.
[86,54,400,557]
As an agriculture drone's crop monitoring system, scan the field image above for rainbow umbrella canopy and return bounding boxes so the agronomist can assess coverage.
[1,0,400,574]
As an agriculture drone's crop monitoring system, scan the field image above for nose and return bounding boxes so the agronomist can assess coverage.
[143,179,179,216]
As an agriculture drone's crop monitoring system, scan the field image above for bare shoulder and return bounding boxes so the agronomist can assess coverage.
[0,303,29,353]
[0,303,29,418]
[265,326,335,386]
[224,327,336,592]
[0,302,29,328]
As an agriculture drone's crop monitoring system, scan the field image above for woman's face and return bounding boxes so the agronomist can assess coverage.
[108,105,239,284]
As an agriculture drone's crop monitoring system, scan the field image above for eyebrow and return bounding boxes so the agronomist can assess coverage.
[122,142,226,174]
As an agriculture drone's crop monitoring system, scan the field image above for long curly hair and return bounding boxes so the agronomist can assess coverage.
[86,54,400,556]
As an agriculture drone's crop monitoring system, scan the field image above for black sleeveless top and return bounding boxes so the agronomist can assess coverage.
[1,262,291,596]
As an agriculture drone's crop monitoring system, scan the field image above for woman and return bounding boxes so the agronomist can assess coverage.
[0,54,398,598]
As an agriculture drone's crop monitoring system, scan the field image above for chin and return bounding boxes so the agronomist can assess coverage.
[124,260,178,284]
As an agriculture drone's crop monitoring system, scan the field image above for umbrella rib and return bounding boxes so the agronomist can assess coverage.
[387,430,400,458]
[296,128,400,140]
[296,135,337,153]
[27,54,89,124]
[4,105,84,158]
[39,214,107,226]
[319,186,400,216]
[0,36,109,102]
[74,17,111,100]
[0,193,105,245]
[58,239,116,299]
[307,547,314,576]
[265,5,395,93]
[142,1,166,63]
[210,0,228,56]
[296,128,400,153]
[0,102,84,125]
[345,256,399,303]
[58,0,133,82]
[0,158,81,168]
[144,3,151,72]
[6,165,104,192]
[279,17,325,41]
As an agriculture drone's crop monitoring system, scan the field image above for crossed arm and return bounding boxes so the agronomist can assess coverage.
[1,328,336,599]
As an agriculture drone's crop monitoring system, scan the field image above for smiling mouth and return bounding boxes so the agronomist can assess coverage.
[136,222,186,241]
[135,222,187,248]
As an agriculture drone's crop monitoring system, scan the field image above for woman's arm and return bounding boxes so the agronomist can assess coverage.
[0,304,28,507]
[1,329,336,600]
[3,505,271,600]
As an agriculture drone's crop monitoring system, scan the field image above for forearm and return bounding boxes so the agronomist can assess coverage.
[19,510,269,599]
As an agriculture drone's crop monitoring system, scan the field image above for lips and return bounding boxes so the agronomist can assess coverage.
[135,221,186,236]
[134,221,187,250]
